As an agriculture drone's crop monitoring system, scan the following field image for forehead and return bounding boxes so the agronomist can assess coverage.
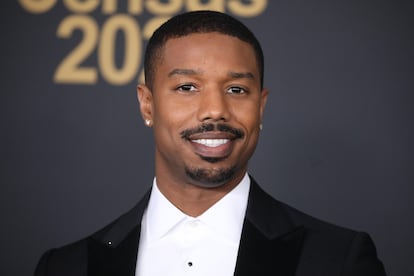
[157,32,259,73]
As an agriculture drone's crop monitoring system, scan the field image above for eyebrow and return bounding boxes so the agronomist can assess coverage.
[168,69,201,77]
[228,71,255,80]
[167,68,255,81]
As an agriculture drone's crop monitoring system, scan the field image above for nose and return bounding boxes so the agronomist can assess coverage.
[196,87,230,122]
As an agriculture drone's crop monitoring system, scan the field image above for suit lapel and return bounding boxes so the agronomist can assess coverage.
[234,179,306,276]
[88,191,151,276]
[234,221,305,276]
[88,226,140,276]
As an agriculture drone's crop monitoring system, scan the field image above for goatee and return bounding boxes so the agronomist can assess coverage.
[185,166,236,188]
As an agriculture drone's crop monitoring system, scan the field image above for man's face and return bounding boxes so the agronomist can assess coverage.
[138,32,268,189]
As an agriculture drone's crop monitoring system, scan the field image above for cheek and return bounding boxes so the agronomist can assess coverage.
[152,102,194,141]
[233,103,261,127]
[233,105,262,148]
[153,92,196,121]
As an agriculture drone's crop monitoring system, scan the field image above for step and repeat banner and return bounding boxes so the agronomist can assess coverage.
[19,0,267,86]
[2,1,413,275]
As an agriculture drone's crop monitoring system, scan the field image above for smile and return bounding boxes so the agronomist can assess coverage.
[192,139,230,147]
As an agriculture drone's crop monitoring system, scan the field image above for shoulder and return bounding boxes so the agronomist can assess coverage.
[248,177,368,239]
[34,191,150,276]
[34,239,88,276]
[289,205,387,276]
[248,178,386,275]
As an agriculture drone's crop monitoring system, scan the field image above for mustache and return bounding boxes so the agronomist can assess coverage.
[180,123,245,140]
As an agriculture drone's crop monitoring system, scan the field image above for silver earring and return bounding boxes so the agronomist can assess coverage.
[145,119,151,126]
[259,123,263,130]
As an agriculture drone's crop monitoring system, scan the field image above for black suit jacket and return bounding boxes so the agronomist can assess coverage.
[35,178,386,276]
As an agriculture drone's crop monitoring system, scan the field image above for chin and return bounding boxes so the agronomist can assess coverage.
[185,165,237,188]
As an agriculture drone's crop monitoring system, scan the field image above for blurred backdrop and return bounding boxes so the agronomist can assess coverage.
[1,1,413,275]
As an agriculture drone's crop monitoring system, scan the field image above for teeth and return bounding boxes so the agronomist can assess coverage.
[192,139,229,147]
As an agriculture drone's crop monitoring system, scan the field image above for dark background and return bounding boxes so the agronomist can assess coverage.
[1,1,413,275]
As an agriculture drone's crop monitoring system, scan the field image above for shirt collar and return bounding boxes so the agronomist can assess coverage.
[144,173,251,244]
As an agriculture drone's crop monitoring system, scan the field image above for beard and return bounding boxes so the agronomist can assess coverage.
[185,165,236,188]
[180,123,245,187]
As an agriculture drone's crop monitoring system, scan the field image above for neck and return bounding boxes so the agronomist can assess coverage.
[155,174,244,217]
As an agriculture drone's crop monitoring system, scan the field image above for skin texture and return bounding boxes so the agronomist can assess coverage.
[137,33,268,216]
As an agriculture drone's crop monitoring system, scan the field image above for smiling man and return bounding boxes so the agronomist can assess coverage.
[35,10,386,276]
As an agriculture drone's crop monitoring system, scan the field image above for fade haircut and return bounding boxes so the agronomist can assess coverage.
[144,10,264,89]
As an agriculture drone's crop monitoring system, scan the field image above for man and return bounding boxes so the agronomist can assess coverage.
[35,10,386,276]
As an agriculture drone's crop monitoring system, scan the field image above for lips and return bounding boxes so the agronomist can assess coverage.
[190,139,233,159]
[187,132,235,159]
[180,123,244,160]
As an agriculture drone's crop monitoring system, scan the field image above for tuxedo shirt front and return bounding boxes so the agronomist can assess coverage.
[135,174,250,276]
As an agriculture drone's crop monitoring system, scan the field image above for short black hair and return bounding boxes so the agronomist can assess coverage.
[144,10,264,89]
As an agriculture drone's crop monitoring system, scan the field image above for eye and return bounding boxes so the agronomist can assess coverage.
[227,86,247,94]
[176,84,197,92]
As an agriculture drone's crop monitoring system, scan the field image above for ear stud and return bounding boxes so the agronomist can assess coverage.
[145,119,152,126]
[259,123,263,130]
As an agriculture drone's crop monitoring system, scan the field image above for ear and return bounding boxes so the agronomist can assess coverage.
[259,88,269,122]
[136,84,154,126]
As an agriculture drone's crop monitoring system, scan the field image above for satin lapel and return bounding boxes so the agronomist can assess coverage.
[234,221,305,276]
[88,226,140,276]
[234,179,306,276]
[88,191,151,276]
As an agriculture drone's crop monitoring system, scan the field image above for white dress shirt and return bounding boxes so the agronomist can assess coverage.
[135,174,250,276]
